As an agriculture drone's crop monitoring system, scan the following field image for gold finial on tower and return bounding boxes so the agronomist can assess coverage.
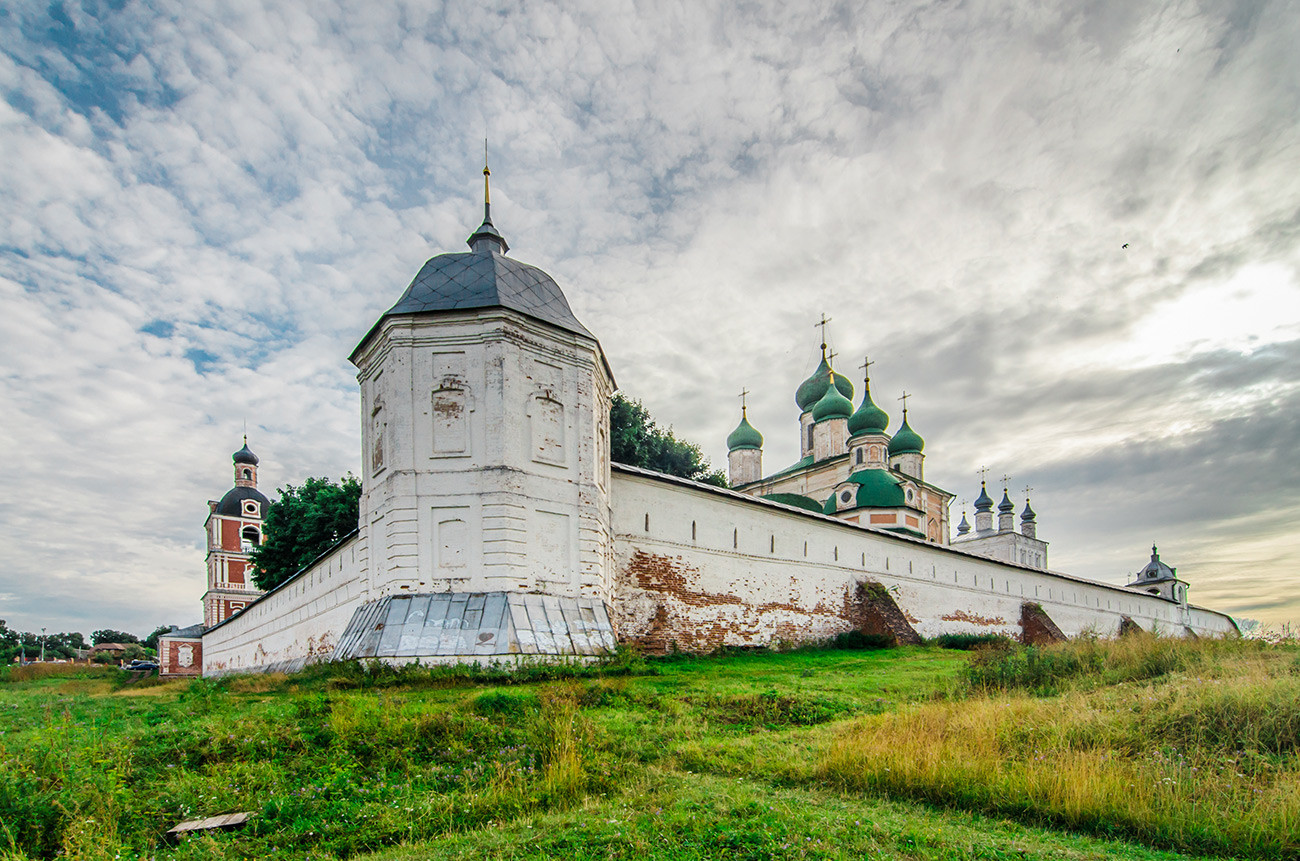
[483,138,491,206]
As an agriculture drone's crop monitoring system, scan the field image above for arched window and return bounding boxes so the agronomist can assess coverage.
[241,468,252,480]
[241,526,260,552]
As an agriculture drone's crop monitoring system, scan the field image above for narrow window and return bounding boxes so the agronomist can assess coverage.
[733,528,738,549]
[691,521,697,541]
[803,541,808,557]
[770,534,775,553]
[833,546,838,561]
[644,513,650,532]
[807,424,814,450]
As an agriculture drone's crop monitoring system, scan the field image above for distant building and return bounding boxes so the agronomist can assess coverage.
[157,624,204,678]
[1126,545,1189,606]
[202,440,268,626]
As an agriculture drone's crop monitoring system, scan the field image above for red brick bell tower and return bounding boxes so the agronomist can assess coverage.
[202,439,269,626]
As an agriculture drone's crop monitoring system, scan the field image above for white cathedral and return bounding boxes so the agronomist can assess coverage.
[190,172,1236,676]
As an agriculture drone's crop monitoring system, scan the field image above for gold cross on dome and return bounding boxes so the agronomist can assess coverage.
[1001,473,1012,490]
[859,355,874,380]
[738,388,749,414]
[977,465,989,484]
[815,313,832,352]
[898,390,910,415]
[1023,485,1033,498]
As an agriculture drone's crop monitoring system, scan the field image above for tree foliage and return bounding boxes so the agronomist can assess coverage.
[610,394,727,487]
[1,622,90,662]
[143,625,174,651]
[91,629,139,646]
[250,475,362,592]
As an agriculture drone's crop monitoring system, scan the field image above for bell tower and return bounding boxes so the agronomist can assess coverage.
[202,439,269,627]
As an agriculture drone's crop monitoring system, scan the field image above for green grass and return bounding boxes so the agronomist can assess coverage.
[0,640,1294,859]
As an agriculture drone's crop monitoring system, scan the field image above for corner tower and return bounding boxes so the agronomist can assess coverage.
[347,164,616,606]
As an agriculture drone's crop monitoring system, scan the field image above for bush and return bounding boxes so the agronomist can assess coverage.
[930,633,1015,651]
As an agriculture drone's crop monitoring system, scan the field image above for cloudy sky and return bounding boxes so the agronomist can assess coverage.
[2,0,1297,637]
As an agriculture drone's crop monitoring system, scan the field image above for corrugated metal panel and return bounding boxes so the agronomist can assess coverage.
[331,592,615,661]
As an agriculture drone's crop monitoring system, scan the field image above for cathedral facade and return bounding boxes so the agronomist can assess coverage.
[198,183,1237,675]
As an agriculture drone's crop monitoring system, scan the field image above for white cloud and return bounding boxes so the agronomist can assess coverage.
[1,0,1298,633]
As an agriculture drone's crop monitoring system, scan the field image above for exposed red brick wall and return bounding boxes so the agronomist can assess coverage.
[618,550,916,654]
[1020,602,1067,645]
[852,582,923,646]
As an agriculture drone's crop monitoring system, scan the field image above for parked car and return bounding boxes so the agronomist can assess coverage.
[126,660,158,671]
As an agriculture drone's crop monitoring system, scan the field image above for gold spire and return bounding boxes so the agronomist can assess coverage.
[483,138,491,206]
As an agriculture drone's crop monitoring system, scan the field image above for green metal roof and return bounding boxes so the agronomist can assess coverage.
[761,493,825,514]
[847,382,889,436]
[845,467,908,508]
[726,412,763,451]
[795,357,853,412]
[888,415,924,455]
[812,378,854,421]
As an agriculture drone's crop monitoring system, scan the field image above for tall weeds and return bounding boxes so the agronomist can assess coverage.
[821,636,1300,858]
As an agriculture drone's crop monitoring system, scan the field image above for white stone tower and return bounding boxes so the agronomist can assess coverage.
[347,163,616,607]
[726,396,763,486]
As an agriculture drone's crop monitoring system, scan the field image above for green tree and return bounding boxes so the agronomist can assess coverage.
[143,625,173,651]
[250,475,362,591]
[610,394,727,487]
[91,630,140,646]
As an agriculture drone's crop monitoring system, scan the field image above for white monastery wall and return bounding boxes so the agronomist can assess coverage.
[202,534,367,676]
[610,468,1237,652]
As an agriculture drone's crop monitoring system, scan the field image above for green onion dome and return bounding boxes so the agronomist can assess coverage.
[726,412,764,451]
[847,384,889,436]
[811,376,854,422]
[887,415,924,455]
[795,356,853,412]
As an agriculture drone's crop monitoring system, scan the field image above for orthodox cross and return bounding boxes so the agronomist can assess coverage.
[827,347,839,365]
[1023,484,1033,499]
[1001,473,1012,491]
[815,313,832,352]
[738,388,750,415]
[898,390,910,416]
[977,465,990,484]
[860,355,874,383]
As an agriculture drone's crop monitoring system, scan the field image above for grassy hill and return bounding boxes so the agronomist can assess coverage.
[1,635,1296,860]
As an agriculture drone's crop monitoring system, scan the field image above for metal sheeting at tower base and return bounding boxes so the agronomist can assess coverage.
[331,592,617,662]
